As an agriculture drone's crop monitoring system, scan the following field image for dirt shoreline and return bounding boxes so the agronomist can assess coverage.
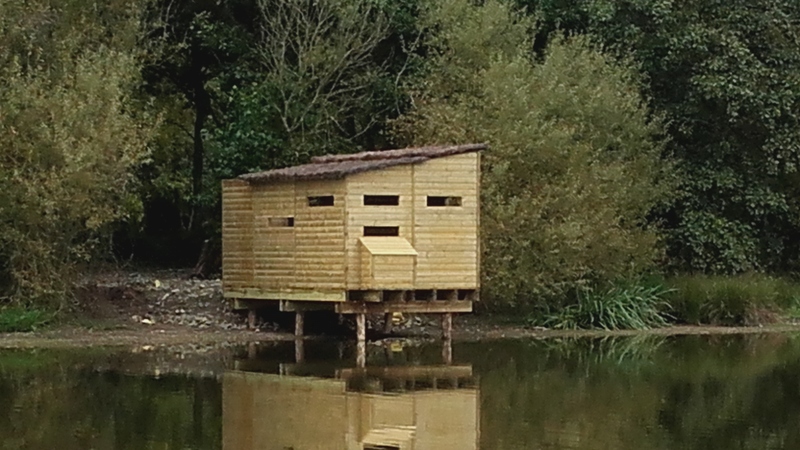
[3,268,800,349]
[3,320,800,350]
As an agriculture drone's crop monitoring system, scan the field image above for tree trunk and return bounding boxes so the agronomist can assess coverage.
[190,40,210,231]
[191,237,221,279]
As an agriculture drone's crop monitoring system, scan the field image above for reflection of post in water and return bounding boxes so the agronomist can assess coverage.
[224,348,478,450]
[442,338,453,365]
[294,339,304,364]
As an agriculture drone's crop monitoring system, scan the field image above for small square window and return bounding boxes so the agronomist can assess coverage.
[268,217,294,227]
[364,195,399,206]
[363,226,399,236]
[308,195,334,207]
[427,196,462,207]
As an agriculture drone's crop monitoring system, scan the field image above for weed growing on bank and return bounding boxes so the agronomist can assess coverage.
[0,307,52,333]
[529,282,673,331]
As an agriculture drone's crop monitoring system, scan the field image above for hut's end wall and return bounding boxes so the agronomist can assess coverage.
[412,152,480,290]
[222,179,254,293]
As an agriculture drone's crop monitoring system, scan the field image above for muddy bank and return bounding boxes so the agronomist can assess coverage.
[2,268,800,349]
[4,316,800,350]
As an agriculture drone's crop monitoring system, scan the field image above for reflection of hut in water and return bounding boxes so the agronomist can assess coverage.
[222,365,479,450]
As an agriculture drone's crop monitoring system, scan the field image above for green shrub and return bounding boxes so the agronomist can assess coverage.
[392,0,676,311]
[0,1,154,306]
[0,308,52,333]
[666,274,800,326]
[533,282,673,330]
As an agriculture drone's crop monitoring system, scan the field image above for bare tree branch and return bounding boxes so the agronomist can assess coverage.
[256,0,392,146]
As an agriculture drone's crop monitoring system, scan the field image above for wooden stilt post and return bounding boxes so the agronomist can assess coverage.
[356,313,366,342]
[248,342,257,360]
[357,341,366,368]
[247,309,257,330]
[383,312,393,334]
[295,311,304,337]
[356,313,366,368]
[441,313,453,340]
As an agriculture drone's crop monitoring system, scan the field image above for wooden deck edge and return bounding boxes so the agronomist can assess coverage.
[224,290,346,302]
[335,300,473,314]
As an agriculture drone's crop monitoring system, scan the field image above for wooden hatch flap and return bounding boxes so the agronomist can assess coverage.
[359,237,418,256]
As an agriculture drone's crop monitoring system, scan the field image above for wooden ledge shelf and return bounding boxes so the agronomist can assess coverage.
[335,300,472,314]
[346,289,479,303]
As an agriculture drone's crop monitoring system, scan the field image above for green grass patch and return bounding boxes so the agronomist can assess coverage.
[0,307,53,332]
[665,274,800,326]
[530,282,673,331]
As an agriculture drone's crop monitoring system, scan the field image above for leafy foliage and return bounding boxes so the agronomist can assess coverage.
[519,0,800,274]
[394,0,676,310]
[0,0,155,305]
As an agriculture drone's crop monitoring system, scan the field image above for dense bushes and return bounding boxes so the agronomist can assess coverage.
[518,0,800,274]
[393,0,675,311]
[0,0,154,306]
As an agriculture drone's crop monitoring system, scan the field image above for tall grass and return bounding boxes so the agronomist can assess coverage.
[533,283,673,331]
[666,274,800,326]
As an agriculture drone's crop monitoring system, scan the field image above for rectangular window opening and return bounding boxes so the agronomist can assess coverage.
[308,195,334,207]
[427,196,462,207]
[364,195,399,206]
[268,217,294,227]
[363,226,399,237]
[364,446,401,450]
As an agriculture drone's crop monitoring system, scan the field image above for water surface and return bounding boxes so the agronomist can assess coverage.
[2,333,800,449]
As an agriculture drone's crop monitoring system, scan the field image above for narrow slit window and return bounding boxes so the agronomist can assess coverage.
[363,226,399,236]
[427,196,462,207]
[364,195,399,206]
[308,195,334,207]
[268,217,294,227]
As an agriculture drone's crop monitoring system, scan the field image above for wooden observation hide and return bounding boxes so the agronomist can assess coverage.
[221,143,485,338]
[222,366,479,450]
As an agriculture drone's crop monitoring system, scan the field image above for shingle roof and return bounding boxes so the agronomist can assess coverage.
[238,143,487,184]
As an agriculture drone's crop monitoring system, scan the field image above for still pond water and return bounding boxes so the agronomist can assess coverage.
[2,334,800,449]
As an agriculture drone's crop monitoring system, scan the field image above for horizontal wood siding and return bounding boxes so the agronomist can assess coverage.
[413,153,479,289]
[293,179,346,290]
[360,250,415,290]
[371,255,415,288]
[346,165,413,289]
[222,179,254,293]
[251,181,296,291]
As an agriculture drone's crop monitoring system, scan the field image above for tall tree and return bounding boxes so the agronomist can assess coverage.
[133,0,257,266]
[518,0,800,274]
